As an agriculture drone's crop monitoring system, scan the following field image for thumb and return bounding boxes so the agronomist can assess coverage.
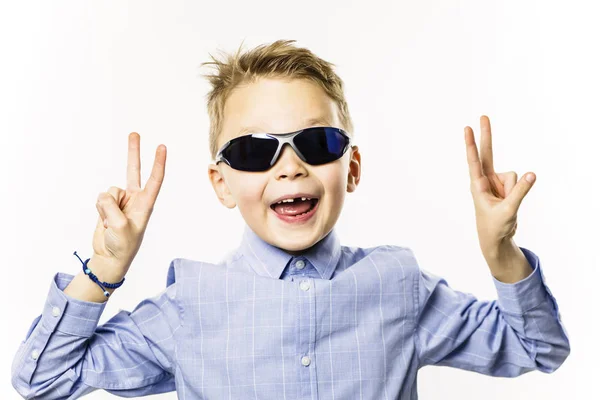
[505,172,536,214]
[96,187,128,230]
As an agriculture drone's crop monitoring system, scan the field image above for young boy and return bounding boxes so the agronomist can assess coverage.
[11,40,570,399]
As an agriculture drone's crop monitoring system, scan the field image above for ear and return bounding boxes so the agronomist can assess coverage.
[346,145,361,193]
[208,163,237,208]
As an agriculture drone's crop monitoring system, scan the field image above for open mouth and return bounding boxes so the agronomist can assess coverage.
[270,197,319,218]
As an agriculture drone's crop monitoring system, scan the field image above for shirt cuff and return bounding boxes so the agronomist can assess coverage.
[492,246,548,315]
[42,272,107,337]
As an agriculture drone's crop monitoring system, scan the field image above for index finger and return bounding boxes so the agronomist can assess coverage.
[142,144,167,205]
[127,132,141,191]
[464,126,483,182]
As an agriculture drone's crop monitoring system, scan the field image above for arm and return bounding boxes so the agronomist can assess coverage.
[414,246,570,376]
[11,271,181,399]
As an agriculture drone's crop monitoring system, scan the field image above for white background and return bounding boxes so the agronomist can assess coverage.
[2,1,598,399]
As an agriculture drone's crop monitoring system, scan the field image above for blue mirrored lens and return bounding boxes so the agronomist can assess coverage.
[293,127,349,165]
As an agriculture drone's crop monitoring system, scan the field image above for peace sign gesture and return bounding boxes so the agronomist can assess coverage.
[464,115,536,255]
[91,132,167,281]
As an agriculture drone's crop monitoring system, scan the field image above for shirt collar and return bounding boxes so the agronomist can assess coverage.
[238,224,342,280]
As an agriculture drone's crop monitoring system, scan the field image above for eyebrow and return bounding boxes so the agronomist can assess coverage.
[237,117,333,135]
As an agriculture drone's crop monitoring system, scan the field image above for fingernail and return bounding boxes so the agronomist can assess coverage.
[526,174,535,183]
[104,218,108,227]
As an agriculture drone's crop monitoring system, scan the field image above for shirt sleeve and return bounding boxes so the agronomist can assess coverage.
[11,271,182,399]
[413,246,571,377]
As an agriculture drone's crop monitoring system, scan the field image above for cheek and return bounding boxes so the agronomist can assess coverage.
[229,174,267,209]
[317,163,348,197]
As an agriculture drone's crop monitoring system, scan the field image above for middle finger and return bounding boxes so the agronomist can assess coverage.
[479,115,495,176]
[127,132,141,191]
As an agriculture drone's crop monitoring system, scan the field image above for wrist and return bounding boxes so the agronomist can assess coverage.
[483,239,532,283]
[88,255,128,284]
[84,256,126,297]
[481,238,517,261]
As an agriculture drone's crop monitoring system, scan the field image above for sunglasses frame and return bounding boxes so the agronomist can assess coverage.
[214,126,352,171]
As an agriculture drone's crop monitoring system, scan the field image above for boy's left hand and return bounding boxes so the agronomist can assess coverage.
[464,115,536,259]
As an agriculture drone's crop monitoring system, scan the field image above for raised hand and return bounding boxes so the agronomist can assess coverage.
[91,132,167,281]
[464,115,536,256]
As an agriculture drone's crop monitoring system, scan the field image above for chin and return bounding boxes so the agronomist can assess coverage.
[270,230,321,253]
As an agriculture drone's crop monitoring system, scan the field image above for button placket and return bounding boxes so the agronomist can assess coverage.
[296,276,317,398]
[299,280,310,291]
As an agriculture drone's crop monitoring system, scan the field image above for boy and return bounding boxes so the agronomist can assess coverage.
[11,40,570,399]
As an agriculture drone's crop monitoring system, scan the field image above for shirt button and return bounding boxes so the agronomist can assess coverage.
[295,259,305,270]
[31,350,39,360]
[301,355,311,366]
[52,307,60,317]
[299,280,310,291]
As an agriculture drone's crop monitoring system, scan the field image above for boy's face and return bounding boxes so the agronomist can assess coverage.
[208,77,361,254]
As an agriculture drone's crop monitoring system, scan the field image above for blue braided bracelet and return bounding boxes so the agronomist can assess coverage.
[73,251,125,297]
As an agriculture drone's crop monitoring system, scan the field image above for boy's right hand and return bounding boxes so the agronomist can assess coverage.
[91,132,167,281]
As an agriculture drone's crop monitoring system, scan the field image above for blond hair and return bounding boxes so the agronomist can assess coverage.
[199,39,354,160]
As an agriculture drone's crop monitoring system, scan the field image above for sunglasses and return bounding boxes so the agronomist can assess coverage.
[215,126,352,172]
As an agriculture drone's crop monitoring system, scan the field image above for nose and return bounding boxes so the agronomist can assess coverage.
[273,144,308,180]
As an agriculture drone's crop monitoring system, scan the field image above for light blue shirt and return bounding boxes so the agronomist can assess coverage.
[11,226,570,399]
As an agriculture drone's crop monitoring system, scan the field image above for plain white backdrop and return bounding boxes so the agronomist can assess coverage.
[2,1,598,399]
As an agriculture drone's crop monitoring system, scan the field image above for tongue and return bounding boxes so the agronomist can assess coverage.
[273,199,313,216]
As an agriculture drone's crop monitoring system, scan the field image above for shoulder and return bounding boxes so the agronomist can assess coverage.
[339,243,421,275]
[166,256,229,287]
[340,242,418,261]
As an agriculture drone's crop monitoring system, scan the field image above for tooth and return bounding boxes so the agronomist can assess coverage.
[301,197,306,201]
